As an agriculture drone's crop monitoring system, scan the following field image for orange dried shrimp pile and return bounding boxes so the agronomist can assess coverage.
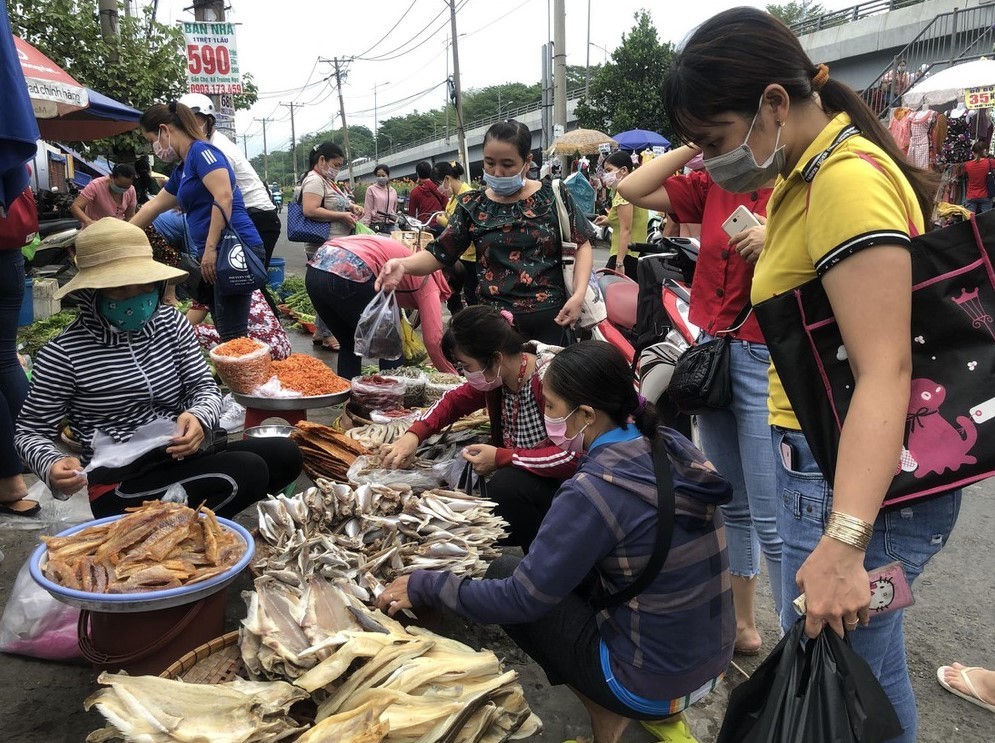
[271,354,350,396]
[213,337,265,357]
[210,337,272,394]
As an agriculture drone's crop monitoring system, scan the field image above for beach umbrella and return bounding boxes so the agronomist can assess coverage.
[551,128,617,155]
[37,88,141,140]
[612,129,671,151]
[0,15,40,206]
[902,58,995,107]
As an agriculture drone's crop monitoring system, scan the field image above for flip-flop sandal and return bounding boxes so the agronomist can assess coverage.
[0,499,41,517]
[734,642,763,657]
[322,338,341,351]
[312,337,325,346]
[937,665,995,713]
[640,717,699,742]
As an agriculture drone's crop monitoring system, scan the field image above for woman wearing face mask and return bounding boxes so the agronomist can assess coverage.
[433,160,478,313]
[14,219,302,519]
[618,132,778,661]
[594,151,648,280]
[662,10,956,740]
[362,164,399,233]
[380,306,576,550]
[376,120,595,345]
[71,163,138,226]
[131,101,264,342]
[378,341,733,743]
[298,142,365,350]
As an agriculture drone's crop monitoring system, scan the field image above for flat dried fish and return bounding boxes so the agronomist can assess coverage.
[42,501,243,594]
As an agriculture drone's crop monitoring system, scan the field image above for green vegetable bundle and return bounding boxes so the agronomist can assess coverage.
[16,311,79,357]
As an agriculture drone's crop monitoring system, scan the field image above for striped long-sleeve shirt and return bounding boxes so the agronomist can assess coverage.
[409,426,735,703]
[15,291,223,490]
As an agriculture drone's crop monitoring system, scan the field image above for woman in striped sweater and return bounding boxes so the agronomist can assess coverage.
[379,341,734,743]
[14,219,301,518]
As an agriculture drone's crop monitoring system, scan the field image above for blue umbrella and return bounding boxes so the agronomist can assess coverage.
[612,129,671,151]
[37,88,141,140]
[0,2,41,207]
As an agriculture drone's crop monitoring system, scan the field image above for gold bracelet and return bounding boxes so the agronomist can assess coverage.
[824,512,873,552]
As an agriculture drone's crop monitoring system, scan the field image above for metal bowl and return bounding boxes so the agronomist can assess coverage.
[231,388,351,411]
[244,425,296,438]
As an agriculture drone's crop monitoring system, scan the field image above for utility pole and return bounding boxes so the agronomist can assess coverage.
[444,36,451,144]
[98,0,119,62]
[448,0,470,169]
[254,117,271,183]
[280,103,298,184]
[320,58,355,187]
[553,0,567,170]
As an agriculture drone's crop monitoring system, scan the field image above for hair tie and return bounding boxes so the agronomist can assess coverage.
[812,63,830,92]
[499,309,515,325]
[168,100,178,114]
[634,394,648,416]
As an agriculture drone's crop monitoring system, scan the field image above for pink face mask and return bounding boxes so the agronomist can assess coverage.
[544,408,589,454]
[465,368,503,391]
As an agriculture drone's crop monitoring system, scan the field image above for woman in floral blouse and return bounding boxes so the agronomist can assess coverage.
[377,120,595,344]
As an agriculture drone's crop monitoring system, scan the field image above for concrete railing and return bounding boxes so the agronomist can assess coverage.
[792,0,926,35]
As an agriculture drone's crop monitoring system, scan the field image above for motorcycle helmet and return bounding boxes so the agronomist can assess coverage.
[178,93,216,118]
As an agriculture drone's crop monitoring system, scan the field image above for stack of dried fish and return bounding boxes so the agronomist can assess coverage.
[253,480,507,601]
[239,578,542,742]
[291,420,369,481]
[85,671,308,742]
[345,410,489,455]
[41,501,243,593]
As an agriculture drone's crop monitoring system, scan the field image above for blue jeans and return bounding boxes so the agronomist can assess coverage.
[0,250,29,478]
[696,337,782,616]
[773,426,961,743]
[966,197,992,214]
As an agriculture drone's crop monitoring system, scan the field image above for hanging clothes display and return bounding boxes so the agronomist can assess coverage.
[937,113,972,166]
[889,108,912,153]
[907,110,936,169]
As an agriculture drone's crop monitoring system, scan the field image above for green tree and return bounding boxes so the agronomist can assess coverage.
[574,11,676,137]
[12,1,257,160]
[766,1,826,28]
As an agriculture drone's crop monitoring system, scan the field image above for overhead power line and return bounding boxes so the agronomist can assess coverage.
[354,0,468,62]
[350,0,419,60]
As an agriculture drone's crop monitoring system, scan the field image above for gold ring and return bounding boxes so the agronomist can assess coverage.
[845,619,859,628]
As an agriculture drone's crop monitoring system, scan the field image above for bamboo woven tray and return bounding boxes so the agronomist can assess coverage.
[159,631,245,683]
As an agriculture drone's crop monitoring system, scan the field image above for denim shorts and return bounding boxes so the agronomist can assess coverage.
[773,425,960,743]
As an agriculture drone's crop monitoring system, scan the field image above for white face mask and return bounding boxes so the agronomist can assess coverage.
[153,129,179,164]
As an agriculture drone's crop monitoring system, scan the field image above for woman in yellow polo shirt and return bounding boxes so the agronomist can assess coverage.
[661,9,956,742]
[594,151,647,280]
[433,161,477,312]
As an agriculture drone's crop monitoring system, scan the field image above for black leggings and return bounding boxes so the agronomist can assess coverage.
[487,466,562,552]
[90,438,302,519]
[605,253,638,281]
[509,307,566,346]
[248,208,283,268]
[486,555,665,721]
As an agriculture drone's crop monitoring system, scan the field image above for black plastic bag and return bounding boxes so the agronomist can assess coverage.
[717,618,903,743]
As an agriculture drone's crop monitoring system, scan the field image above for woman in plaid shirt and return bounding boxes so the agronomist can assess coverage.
[381,306,575,550]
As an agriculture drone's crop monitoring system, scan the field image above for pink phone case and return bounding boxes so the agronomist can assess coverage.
[792,561,914,617]
[867,561,914,614]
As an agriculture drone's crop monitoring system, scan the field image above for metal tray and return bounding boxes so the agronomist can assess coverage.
[232,388,350,411]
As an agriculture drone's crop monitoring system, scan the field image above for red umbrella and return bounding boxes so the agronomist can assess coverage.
[13,35,88,118]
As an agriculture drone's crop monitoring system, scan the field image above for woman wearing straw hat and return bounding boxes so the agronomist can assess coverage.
[14,218,302,518]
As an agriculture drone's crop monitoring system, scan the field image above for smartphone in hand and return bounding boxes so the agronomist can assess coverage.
[721,204,762,240]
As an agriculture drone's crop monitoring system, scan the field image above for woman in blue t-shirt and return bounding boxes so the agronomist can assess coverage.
[131,101,263,340]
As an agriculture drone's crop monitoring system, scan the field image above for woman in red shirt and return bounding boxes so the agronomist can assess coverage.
[962,141,995,214]
[619,145,781,658]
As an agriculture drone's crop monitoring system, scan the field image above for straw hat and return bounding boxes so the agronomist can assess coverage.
[55,218,188,300]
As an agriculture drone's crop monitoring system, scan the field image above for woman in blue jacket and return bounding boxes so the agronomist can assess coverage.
[379,341,734,743]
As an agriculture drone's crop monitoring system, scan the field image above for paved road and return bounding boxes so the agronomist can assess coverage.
[0,225,992,741]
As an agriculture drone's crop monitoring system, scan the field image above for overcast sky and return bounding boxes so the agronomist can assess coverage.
[154,0,860,159]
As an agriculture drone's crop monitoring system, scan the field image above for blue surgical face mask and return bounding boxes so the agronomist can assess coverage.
[484,166,526,196]
[97,289,159,332]
[109,183,129,194]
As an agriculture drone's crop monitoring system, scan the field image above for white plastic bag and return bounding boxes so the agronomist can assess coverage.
[0,559,81,661]
[83,418,177,473]
[347,455,443,493]
[354,290,402,361]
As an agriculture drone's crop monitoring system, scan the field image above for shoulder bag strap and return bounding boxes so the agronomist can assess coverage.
[590,434,676,610]
[551,179,577,249]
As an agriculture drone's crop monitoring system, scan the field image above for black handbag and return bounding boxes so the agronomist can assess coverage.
[754,141,995,507]
[667,303,752,415]
[986,160,995,199]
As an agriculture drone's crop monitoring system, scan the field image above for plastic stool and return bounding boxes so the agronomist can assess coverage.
[242,406,308,435]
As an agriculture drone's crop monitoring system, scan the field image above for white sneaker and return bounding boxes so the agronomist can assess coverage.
[220,394,246,433]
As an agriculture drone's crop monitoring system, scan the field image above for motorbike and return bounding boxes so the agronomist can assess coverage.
[589,238,701,438]
[29,188,81,294]
[271,189,283,213]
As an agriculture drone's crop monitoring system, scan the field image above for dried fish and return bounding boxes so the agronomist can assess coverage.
[42,501,243,594]
[84,671,308,743]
